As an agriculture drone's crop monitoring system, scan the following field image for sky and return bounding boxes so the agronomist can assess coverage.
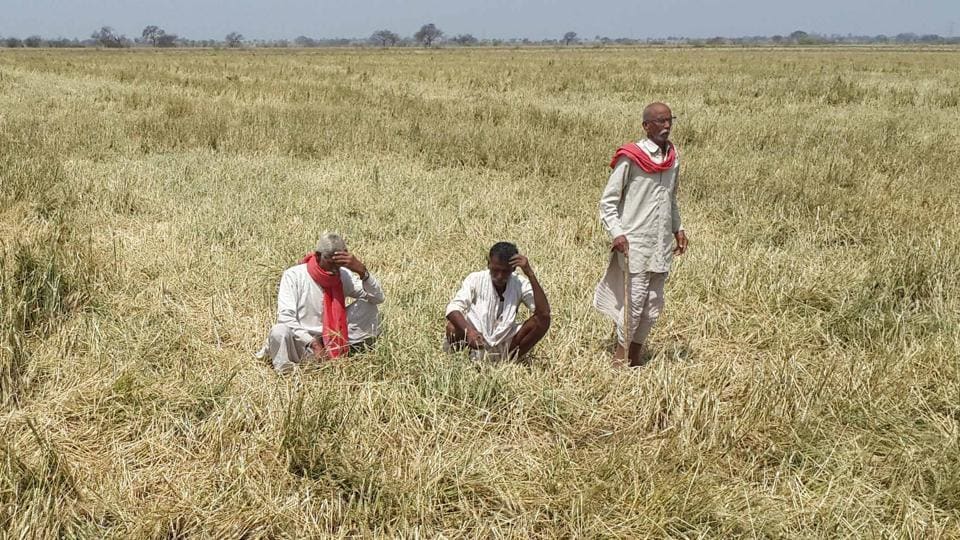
[0,0,956,41]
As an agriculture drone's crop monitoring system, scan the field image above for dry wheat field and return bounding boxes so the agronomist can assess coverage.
[1,46,959,538]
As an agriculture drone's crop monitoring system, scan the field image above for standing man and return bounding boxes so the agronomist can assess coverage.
[258,232,385,373]
[594,102,688,367]
[444,242,551,360]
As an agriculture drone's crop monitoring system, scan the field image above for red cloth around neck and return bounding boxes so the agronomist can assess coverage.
[610,141,677,173]
[302,253,349,358]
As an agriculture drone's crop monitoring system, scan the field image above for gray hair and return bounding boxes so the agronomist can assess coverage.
[315,231,347,258]
[642,101,670,123]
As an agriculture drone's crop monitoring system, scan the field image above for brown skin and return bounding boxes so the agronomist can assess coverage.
[446,253,551,359]
[642,102,674,152]
[611,103,687,366]
[308,249,370,358]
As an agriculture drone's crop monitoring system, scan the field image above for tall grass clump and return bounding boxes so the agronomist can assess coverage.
[0,418,83,534]
[0,119,100,407]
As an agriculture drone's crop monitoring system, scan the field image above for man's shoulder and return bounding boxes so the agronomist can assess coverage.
[512,274,533,295]
[463,270,488,285]
[283,263,308,278]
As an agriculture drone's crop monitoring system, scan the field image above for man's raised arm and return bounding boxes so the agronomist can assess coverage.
[333,251,385,304]
[511,255,551,323]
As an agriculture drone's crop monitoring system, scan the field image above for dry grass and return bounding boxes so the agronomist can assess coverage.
[1,47,959,537]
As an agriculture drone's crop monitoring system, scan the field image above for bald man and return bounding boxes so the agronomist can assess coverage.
[594,102,688,367]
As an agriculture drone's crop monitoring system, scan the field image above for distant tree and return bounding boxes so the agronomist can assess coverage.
[414,23,443,47]
[225,32,244,47]
[142,25,160,45]
[789,30,808,41]
[24,35,42,47]
[156,33,178,47]
[451,33,478,46]
[771,35,784,43]
[562,31,578,45]
[293,35,317,47]
[47,37,79,48]
[370,29,400,47]
[895,32,919,43]
[140,25,168,47]
[4,37,22,48]
[92,26,126,48]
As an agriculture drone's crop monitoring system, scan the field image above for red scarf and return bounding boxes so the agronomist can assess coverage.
[302,253,349,358]
[610,141,677,173]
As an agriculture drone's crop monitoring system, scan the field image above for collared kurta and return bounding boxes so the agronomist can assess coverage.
[598,138,683,274]
[445,271,535,357]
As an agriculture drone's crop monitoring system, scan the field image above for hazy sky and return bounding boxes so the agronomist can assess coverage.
[1,0,956,40]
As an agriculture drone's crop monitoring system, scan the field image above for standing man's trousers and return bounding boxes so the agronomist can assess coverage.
[594,263,667,346]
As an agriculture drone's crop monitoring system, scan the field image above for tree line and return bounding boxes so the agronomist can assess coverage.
[2,25,957,49]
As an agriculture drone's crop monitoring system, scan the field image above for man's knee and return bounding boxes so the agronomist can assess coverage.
[445,320,464,340]
[520,313,550,341]
[533,313,551,334]
[269,323,294,342]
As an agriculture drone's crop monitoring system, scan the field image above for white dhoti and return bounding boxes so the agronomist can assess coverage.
[593,256,666,345]
[262,323,315,373]
[258,299,380,373]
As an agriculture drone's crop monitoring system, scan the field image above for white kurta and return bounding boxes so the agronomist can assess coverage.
[445,271,535,356]
[598,138,682,274]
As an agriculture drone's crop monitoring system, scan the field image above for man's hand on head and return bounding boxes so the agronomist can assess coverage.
[331,251,368,278]
[673,231,688,255]
[612,235,629,255]
[509,254,533,277]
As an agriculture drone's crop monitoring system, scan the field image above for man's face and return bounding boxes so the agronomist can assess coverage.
[487,256,515,289]
[642,105,674,147]
[318,251,338,271]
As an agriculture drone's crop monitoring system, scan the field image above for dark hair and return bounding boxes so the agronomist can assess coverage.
[489,241,518,263]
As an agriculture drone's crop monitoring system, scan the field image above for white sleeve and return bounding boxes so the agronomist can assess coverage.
[346,272,386,305]
[276,270,314,344]
[520,276,535,311]
[671,163,683,233]
[599,159,629,239]
[445,275,475,316]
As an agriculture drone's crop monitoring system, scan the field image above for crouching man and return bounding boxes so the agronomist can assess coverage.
[259,232,384,373]
[444,242,550,360]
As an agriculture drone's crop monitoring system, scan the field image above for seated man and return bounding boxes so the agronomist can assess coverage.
[258,232,385,373]
[444,242,550,360]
